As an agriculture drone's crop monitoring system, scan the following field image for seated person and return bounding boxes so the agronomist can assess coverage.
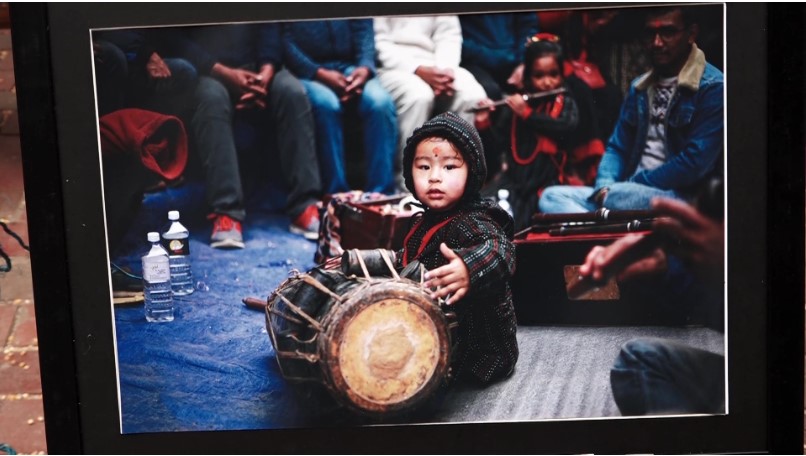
[93,30,198,117]
[373,15,487,191]
[175,23,324,242]
[332,113,519,386]
[282,19,397,195]
[579,195,725,415]
[538,6,723,214]
[459,12,539,176]
[474,34,604,231]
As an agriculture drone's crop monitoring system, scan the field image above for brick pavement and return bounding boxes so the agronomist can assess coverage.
[0,24,46,455]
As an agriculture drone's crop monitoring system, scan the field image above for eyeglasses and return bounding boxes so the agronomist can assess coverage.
[642,26,687,43]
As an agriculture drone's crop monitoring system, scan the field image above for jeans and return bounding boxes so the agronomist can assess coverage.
[538,182,683,214]
[185,76,247,221]
[610,338,725,416]
[301,69,397,195]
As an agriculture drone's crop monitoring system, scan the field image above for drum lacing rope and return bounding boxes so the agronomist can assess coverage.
[354,251,372,280]
[299,273,344,302]
[377,249,400,280]
[273,282,325,332]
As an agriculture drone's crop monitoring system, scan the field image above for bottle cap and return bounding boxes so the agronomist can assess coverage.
[168,210,180,221]
[497,189,510,199]
[147,232,160,242]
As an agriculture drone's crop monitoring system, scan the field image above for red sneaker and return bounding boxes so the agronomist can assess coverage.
[290,204,320,241]
[209,214,245,249]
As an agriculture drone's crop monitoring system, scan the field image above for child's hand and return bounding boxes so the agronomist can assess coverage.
[474,98,495,127]
[505,93,529,118]
[423,243,469,305]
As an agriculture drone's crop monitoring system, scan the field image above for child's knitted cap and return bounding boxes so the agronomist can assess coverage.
[402,112,487,201]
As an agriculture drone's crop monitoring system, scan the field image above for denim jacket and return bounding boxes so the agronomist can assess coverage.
[594,44,724,196]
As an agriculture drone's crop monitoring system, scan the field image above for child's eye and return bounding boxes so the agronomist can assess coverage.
[417,164,430,171]
[445,164,457,170]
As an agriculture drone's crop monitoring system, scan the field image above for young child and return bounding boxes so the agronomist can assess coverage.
[475,34,604,231]
[395,111,519,386]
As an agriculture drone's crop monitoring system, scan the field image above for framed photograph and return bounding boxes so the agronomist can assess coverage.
[11,2,803,453]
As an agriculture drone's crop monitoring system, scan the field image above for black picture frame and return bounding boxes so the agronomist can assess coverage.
[10,2,803,453]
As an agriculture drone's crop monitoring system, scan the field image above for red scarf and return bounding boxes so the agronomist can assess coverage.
[510,94,604,191]
[401,215,457,267]
[510,94,565,166]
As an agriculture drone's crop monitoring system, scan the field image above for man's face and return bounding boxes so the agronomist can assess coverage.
[643,9,697,76]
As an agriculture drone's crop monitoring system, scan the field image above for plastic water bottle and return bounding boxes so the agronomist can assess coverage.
[142,232,174,322]
[497,189,514,218]
[162,210,194,296]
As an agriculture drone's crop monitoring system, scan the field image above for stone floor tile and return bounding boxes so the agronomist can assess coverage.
[0,51,12,71]
[0,90,14,109]
[0,221,28,257]
[0,70,13,91]
[0,31,11,49]
[0,349,41,394]
[0,258,33,302]
[1,109,18,135]
[8,303,37,347]
[0,303,14,342]
[0,397,47,454]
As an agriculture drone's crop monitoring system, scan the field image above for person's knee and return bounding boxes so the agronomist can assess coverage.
[537,185,581,212]
[194,77,232,114]
[95,41,128,76]
[308,86,342,115]
[399,83,434,112]
[615,338,668,371]
[359,86,396,117]
[166,59,197,84]
[270,71,309,106]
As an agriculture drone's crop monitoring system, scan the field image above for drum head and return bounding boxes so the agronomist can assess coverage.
[319,279,449,415]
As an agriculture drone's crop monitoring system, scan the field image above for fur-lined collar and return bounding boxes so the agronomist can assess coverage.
[635,43,706,92]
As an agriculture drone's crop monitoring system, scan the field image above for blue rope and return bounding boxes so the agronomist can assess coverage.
[0,443,17,455]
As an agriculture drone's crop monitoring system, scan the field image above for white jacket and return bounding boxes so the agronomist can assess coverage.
[373,15,463,74]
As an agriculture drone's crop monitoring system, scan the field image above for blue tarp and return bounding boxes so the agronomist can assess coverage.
[112,184,725,434]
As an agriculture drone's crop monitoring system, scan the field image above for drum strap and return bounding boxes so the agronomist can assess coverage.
[402,216,457,267]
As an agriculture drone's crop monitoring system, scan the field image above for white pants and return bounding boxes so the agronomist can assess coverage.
[377,67,486,178]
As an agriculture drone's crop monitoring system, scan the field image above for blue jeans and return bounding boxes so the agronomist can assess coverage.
[301,70,397,194]
[610,338,725,416]
[538,182,682,213]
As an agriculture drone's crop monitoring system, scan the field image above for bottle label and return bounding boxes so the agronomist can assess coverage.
[143,258,170,282]
[162,238,189,256]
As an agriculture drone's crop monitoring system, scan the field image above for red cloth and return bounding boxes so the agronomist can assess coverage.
[99,108,188,180]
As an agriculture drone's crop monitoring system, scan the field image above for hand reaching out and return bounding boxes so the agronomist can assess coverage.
[650,197,724,283]
[423,243,470,305]
[578,197,724,284]
[578,233,668,283]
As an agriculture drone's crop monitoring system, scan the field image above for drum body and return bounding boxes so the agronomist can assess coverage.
[265,268,450,416]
